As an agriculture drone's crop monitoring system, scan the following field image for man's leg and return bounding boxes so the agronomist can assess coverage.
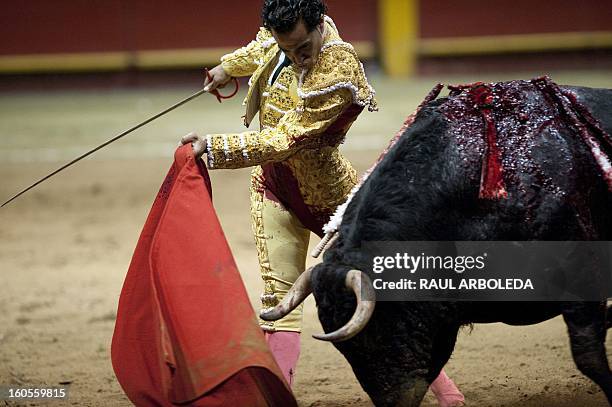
[250,180,310,386]
[263,331,301,387]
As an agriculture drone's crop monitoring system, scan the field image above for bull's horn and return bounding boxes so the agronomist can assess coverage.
[313,269,375,342]
[260,266,314,321]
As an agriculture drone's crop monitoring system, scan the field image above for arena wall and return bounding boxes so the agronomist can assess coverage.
[0,0,610,75]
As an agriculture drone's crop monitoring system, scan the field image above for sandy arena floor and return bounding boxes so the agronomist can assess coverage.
[1,71,612,406]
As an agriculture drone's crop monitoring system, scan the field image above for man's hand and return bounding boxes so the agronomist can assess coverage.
[204,65,232,92]
[181,132,207,159]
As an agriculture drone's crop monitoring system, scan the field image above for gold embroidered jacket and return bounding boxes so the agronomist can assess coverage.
[205,16,376,234]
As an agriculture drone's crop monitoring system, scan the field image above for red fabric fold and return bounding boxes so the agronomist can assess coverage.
[111,145,296,406]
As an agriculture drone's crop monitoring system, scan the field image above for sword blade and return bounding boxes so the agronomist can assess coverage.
[2,87,208,207]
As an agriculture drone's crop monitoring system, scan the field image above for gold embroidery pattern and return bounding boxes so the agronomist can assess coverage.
[207,88,351,167]
[260,69,296,125]
[221,28,275,77]
[285,148,358,211]
[250,166,277,330]
[299,43,377,112]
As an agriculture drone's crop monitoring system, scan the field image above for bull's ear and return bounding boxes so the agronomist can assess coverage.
[313,269,376,342]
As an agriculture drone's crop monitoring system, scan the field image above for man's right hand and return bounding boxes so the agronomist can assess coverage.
[204,65,232,92]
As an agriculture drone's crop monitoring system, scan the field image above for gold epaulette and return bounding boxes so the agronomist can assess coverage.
[298,41,378,112]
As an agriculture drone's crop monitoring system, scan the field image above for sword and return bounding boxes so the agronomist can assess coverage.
[1,72,239,208]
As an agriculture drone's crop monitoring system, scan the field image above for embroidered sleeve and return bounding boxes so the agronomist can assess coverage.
[220,28,276,77]
[205,88,352,169]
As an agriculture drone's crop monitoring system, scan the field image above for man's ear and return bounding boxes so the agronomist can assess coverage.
[317,18,325,35]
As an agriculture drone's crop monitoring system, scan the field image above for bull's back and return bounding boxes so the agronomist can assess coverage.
[566,86,612,135]
[342,80,612,244]
[442,81,612,241]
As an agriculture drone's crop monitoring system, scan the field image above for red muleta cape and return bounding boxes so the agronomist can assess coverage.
[111,145,296,406]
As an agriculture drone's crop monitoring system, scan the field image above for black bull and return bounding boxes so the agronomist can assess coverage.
[262,79,612,406]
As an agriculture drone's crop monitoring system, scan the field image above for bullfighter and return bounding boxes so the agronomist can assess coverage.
[181,1,464,405]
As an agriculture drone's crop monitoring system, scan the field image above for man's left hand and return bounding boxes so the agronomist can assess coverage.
[181,132,207,159]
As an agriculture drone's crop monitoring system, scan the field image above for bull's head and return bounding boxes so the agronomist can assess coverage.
[260,266,376,342]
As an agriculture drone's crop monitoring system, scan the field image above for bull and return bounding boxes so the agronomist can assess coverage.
[261,78,612,406]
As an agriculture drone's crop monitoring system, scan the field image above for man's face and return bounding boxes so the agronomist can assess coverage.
[272,18,324,71]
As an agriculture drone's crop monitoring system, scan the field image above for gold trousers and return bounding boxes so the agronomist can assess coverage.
[251,180,310,332]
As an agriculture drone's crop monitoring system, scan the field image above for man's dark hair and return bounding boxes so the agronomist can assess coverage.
[262,0,327,33]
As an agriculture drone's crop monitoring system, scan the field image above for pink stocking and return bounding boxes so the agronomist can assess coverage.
[430,369,465,407]
[264,331,301,387]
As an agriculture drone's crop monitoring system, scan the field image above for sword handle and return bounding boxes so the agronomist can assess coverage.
[204,68,239,103]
